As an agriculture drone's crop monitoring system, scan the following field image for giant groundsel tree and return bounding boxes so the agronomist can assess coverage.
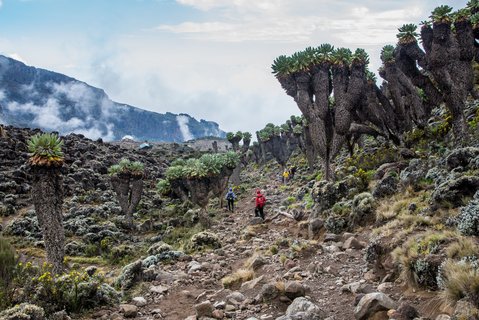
[27,133,66,274]
[272,2,479,179]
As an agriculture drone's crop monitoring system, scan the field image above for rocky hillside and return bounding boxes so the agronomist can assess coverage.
[1,117,479,320]
[0,55,225,142]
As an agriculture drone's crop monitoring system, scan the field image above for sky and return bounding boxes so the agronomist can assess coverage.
[0,0,469,136]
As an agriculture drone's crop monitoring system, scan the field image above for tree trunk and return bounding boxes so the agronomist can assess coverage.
[323,156,332,181]
[111,174,143,228]
[31,166,65,274]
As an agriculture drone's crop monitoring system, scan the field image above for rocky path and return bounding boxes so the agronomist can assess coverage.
[92,183,380,320]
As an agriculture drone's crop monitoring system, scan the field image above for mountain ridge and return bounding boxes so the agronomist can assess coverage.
[0,55,225,142]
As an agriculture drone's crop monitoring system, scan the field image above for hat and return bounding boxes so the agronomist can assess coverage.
[229,188,233,191]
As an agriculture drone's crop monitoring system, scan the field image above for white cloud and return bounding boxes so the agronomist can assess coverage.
[176,115,194,141]
[8,53,26,64]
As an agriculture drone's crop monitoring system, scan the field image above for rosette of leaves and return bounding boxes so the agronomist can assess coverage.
[365,70,377,83]
[453,8,471,23]
[471,12,479,28]
[352,48,369,65]
[331,47,352,66]
[242,132,252,142]
[316,43,334,62]
[397,24,419,44]
[292,124,303,135]
[258,124,275,142]
[468,0,479,14]
[156,179,171,196]
[419,20,432,29]
[380,45,396,64]
[27,133,64,167]
[108,159,144,178]
[272,55,294,77]
[430,5,453,24]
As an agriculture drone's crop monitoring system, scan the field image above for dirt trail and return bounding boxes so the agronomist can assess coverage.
[118,183,374,320]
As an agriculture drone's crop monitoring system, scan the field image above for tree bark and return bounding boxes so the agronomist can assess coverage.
[31,166,65,274]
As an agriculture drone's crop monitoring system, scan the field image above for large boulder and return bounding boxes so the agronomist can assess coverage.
[275,297,326,320]
[354,292,397,320]
[446,147,479,170]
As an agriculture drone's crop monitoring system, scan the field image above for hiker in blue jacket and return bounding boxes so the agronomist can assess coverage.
[225,188,237,212]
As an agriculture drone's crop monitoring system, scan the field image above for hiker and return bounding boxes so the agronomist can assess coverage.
[225,188,237,212]
[289,166,297,179]
[254,189,266,220]
[282,169,290,184]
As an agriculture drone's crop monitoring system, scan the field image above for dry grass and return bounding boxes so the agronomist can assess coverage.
[221,268,254,288]
[446,237,479,260]
[439,259,479,308]
[275,280,285,293]
[391,230,455,288]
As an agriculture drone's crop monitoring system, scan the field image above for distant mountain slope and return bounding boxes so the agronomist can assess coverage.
[0,55,225,142]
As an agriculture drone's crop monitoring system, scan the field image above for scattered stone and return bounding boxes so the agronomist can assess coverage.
[120,304,138,318]
[308,218,324,239]
[150,285,169,294]
[275,297,326,320]
[195,301,213,318]
[250,217,264,225]
[257,283,280,302]
[250,255,267,270]
[284,281,306,300]
[343,237,366,250]
[226,291,246,303]
[377,282,393,292]
[132,296,147,307]
[241,275,265,290]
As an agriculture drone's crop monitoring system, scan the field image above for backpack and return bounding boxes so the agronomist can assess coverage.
[226,192,235,200]
[257,195,266,208]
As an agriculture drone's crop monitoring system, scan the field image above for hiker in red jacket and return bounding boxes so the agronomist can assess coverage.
[255,189,266,220]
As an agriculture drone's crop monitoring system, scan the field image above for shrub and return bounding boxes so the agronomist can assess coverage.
[0,238,17,310]
[437,257,479,306]
[457,200,479,236]
[156,179,171,196]
[15,262,119,315]
[392,231,451,289]
[325,215,348,234]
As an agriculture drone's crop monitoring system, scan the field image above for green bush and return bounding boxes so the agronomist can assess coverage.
[14,262,119,315]
[164,152,239,180]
